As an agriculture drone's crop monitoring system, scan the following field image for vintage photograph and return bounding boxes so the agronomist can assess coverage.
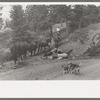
[0,3,100,80]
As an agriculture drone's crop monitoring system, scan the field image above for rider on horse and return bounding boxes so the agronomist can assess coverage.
[56,27,60,39]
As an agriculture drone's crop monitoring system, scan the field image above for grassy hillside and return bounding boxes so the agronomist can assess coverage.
[58,23,100,57]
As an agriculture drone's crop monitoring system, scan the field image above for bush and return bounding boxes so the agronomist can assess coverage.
[0,48,11,65]
[69,28,89,44]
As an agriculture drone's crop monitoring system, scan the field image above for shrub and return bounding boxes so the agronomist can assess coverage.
[69,28,89,44]
[0,48,11,66]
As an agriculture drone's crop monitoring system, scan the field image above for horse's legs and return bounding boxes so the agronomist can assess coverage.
[37,47,39,53]
[44,46,46,51]
[20,55,23,61]
[40,46,43,52]
[14,59,16,64]
[30,50,33,56]
[33,50,35,55]
[14,56,18,64]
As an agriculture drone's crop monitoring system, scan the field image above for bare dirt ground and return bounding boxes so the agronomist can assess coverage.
[0,56,100,80]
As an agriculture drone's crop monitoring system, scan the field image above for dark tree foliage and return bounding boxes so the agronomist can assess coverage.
[10,5,35,44]
[10,5,25,30]
[25,5,49,32]
[10,5,25,43]
[10,4,100,49]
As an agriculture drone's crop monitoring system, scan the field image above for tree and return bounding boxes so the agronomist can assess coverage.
[25,5,75,37]
[25,5,48,32]
[10,5,26,43]
[73,5,86,30]
[0,18,3,29]
[87,5,100,24]
[0,5,4,29]
[50,5,75,35]
[10,5,25,30]
[45,5,58,37]
[73,5,100,30]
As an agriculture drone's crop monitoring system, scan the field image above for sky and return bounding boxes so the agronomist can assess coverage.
[0,4,27,21]
[0,5,11,20]
[1,3,100,21]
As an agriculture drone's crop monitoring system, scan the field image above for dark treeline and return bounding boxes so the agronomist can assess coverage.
[8,4,100,63]
[9,5,100,43]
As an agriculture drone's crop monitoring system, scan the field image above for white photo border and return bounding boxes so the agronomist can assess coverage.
[0,2,100,98]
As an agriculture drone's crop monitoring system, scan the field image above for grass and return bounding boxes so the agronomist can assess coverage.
[58,23,100,58]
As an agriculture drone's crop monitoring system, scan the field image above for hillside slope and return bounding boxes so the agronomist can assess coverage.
[58,23,100,57]
[1,23,100,58]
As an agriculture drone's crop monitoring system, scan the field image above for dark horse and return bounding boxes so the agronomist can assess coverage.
[28,41,38,56]
[10,42,20,64]
[10,42,29,64]
[37,38,51,52]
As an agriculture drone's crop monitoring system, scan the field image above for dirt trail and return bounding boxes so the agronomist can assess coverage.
[0,58,100,80]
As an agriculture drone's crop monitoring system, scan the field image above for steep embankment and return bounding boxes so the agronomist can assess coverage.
[59,23,100,57]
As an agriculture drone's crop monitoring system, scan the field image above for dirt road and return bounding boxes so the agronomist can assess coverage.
[0,57,100,80]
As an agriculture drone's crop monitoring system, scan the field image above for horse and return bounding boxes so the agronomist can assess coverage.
[28,41,38,56]
[10,42,19,64]
[37,38,51,52]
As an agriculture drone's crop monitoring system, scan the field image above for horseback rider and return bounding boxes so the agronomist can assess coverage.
[55,27,61,48]
[56,27,60,39]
